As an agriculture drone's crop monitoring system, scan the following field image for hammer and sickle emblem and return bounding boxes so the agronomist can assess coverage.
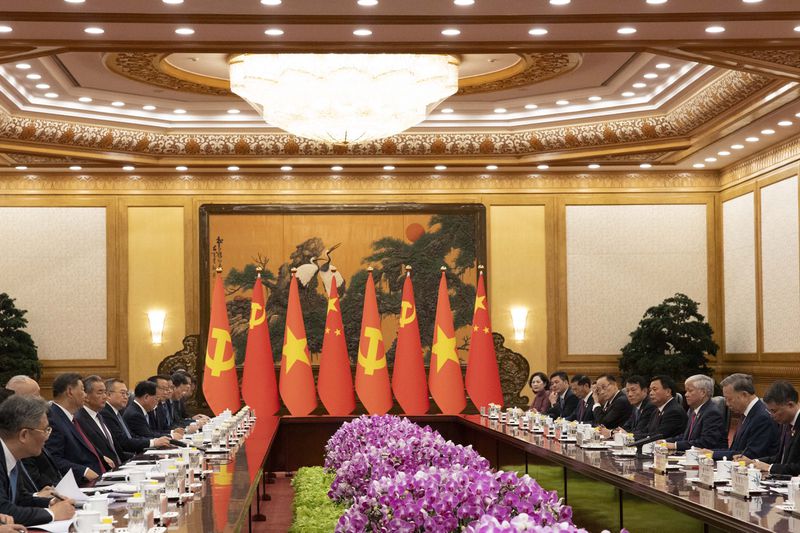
[357,326,387,376]
[399,300,416,328]
[249,302,266,329]
[205,327,234,377]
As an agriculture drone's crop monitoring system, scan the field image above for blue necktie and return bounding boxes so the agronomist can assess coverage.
[117,412,133,438]
[8,464,18,504]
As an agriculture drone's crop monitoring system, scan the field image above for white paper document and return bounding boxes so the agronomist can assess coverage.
[54,469,88,502]
[29,518,75,532]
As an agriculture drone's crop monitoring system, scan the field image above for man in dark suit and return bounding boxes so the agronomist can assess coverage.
[0,395,75,526]
[745,381,800,476]
[591,374,632,429]
[75,376,125,466]
[45,373,110,483]
[634,375,687,441]
[567,375,594,423]
[101,379,170,454]
[620,375,655,434]
[665,374,727,452]
[709,373,779,460]
[546,371,578,420]
[147,375,185,435]
[124,381,174,440]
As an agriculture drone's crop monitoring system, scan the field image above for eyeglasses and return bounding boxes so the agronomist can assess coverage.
[23,426,52,438]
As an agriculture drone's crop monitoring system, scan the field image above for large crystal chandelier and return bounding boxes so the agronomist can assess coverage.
[229,53,459,145]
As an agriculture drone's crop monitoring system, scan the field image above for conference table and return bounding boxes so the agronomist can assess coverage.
[58,414,799,533]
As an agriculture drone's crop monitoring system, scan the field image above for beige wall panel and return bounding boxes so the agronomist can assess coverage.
[0,207,107,360]
[128,207,186,385]
[566,204,707,355]
[489,205,547,398]
[722,193,757,353]
[760,176,800,353]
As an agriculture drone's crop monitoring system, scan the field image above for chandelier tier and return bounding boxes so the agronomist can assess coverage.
[229,53,459,145]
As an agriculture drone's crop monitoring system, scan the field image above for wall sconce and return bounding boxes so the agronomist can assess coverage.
[510,307,528,341]
[147,310,166,345]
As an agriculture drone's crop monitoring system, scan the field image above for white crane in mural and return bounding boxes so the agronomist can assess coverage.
[296,242,345,295]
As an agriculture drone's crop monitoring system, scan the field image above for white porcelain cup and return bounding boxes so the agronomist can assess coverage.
[685,448,699,465]
[158,458,176,473]
[125,470,147,483]
[75,510,101,533]
[717,460,733,480]
[642,442,654,455]
[613,432,626,445]
[83,495,109,515]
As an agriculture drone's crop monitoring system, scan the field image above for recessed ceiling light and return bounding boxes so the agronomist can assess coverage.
[632,82,647,88]
[84,27,105,35]
[15,63,31,70]
[440,107,454,113]
[111,101,125,107]
[383,165,396,171]
[795,25,800,33]
[524,103,538,109]
[227,166,240,171]
[35,83,50,89]
[435,165,447,171]
[78,96,92,103]
[528,28,548,36]
[617,27,637,35]
[280,165,293,171]
[69,165,82,171]
[621,91,636,97]
[705,157,717,162]
[142,105,156,111]
[718,151,731,156]
[640,163,653,169]
[731,144,745,149]
[0,26,12,33]
[742,0,762,3]
[227,109,241,114]
[761,128,775,135]
[331,165,344,171]
[163,0,185,4]
[693,163,705,168]
[44,92,58,98]
[453,0,475,5]
[442,28,461,36]
[176,165,188,171]
[655,63,671,69]
[549,0,571,4]
[588,164,600,169]
[537,164,549,170]
[745,136,759,142]
[646,0,668,4]
[556,99,569,105]
[65,0,86,3]
[778,120,794,127]
[358,0,379,5]
[643,73,658,79]
[353,29,373,36]
[264,28,285,36]
[494,107,507,113]
[588,96,602,102]
[174,109,187,114]
[26,74,41,80]
[15,165,28,170]
[260,0,282,4]
[486,165,498,171]
[705,26,725,34]
[175,28,195,35]
[123,165,135,171]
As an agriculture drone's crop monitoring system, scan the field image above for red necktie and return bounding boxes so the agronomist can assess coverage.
[72,418,106,474]
[687,411,697,438]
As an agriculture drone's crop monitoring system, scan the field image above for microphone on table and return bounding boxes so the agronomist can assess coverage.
[169,438,188,447]
[632,434,664,457]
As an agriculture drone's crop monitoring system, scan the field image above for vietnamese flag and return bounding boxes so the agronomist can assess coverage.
[391,269,429,414]
[466,269,504,409]
[279,270,318,415]
[241,273,280,416]
[202,270,241,415]
[429,269,466,414]
[355,269,393,414]
[318,274,356,415]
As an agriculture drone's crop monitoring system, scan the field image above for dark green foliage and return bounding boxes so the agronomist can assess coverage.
[0,293,41,386]
[618,293,718,389]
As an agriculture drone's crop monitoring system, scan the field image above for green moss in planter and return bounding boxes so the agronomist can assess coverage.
[290,467,347,533]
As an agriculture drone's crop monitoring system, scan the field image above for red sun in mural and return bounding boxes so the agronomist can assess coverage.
[405,223,425,242]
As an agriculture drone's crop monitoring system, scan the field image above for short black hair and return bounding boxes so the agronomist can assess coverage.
[148,374,171,384]
[764,380,799,405]
[529,371,549,389]
[570,374,591,386]
[171,372,190,387]
[596,373,617,384]
[134,380,157,398]
[549,371,569,383]
[52,373,83,398]
[625,375,649,390]
[650,375,676,396]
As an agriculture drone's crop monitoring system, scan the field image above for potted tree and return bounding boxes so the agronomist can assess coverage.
[0,293,41,386]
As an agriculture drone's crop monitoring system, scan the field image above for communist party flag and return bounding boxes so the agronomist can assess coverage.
[429,269,466,414]
[466,268,504,409]
[318,275,356,415]
[355,269,393,414]
[241,273,280,416]
[202,270,241,415]
[391,268,429,414]
[279,270,318,415]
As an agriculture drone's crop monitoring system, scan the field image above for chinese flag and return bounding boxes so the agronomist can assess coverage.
[241,275,280,416]
[279,272,318,415]
[318,278,356,415]
[391,270,429,414]
[429,270,466,414]
[202,272,241,415]
[466,269,504,409]
[355,270,393,414]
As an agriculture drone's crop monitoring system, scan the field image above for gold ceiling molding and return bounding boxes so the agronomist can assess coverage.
[455,53,582,95]
[2,152,93,165]
[104,53,232,96]
[723,49,800,71]
[720,131,800,188]
[0,70,771,159]
[0,170,719,193]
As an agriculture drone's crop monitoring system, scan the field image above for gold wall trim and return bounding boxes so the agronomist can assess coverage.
[721,132,800,188]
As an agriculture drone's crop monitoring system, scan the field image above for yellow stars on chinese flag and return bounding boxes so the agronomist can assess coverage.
[431,325,459,373]
[282,327,310,373]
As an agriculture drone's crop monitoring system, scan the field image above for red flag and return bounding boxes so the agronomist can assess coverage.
[429,269,466,414]
[355,270,393,414]
[241,274,280,416]
[466,269,503,409]
[211,459,235,532]
[245,416,278,483]
[279,271,318,415]
[318,276,356,415]
[202,271,241,415]
[392,270,429,414]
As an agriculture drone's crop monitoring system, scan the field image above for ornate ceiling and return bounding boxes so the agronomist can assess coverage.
[0,0,799,174]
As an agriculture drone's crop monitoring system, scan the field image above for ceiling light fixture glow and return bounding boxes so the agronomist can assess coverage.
[655,62,671,69]
[731,144,745,149]
[84,27,105,34]
[494,107,507,113]
[525,103,538,109]
[588,96,602,102]
[280,165,293,171]
[745,136,759,142]
[441,28,461,36]
[25,74,41,80]
[15,165,28,170]
[528,28,548,36]
[227,166,240,171]
[383,165,395,170]
[0,26,12,33]
[35,83,50,89]
[260,0,282,5]
[142,105,156,110]
[15,63,31,70]
[353,29,373,36]
[435,165,447,171]
[264,28,284,36]
[358,0,379,5]
[693,163,705,168]
[111,101,125,107]
[718,151,731,156]
[331,165,344,171]
[176,165,188,171]
[556,99,569,105]
[588,164,600,169]
[761,128,775,135]
[705,26,726,33]
[549,0,571,4]
[537,164,549,170]
[621,91,635,97]
[69,165,82,171]
[486,165,498,170]
[640,163,652,168]
[175,28,195,35]
[78,96,92,102]
[617,27,637,35]
[227,109,241,114]
[705,157,717,162]
[44,92,58,98]
[778,120,794,127]
[123,165,135,171]
[454,0,475,5]
[440,107,454,113]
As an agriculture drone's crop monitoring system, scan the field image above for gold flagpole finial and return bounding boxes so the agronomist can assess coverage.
[440,265,447,271]
[215,267,223,274]
[367,266,374,272]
